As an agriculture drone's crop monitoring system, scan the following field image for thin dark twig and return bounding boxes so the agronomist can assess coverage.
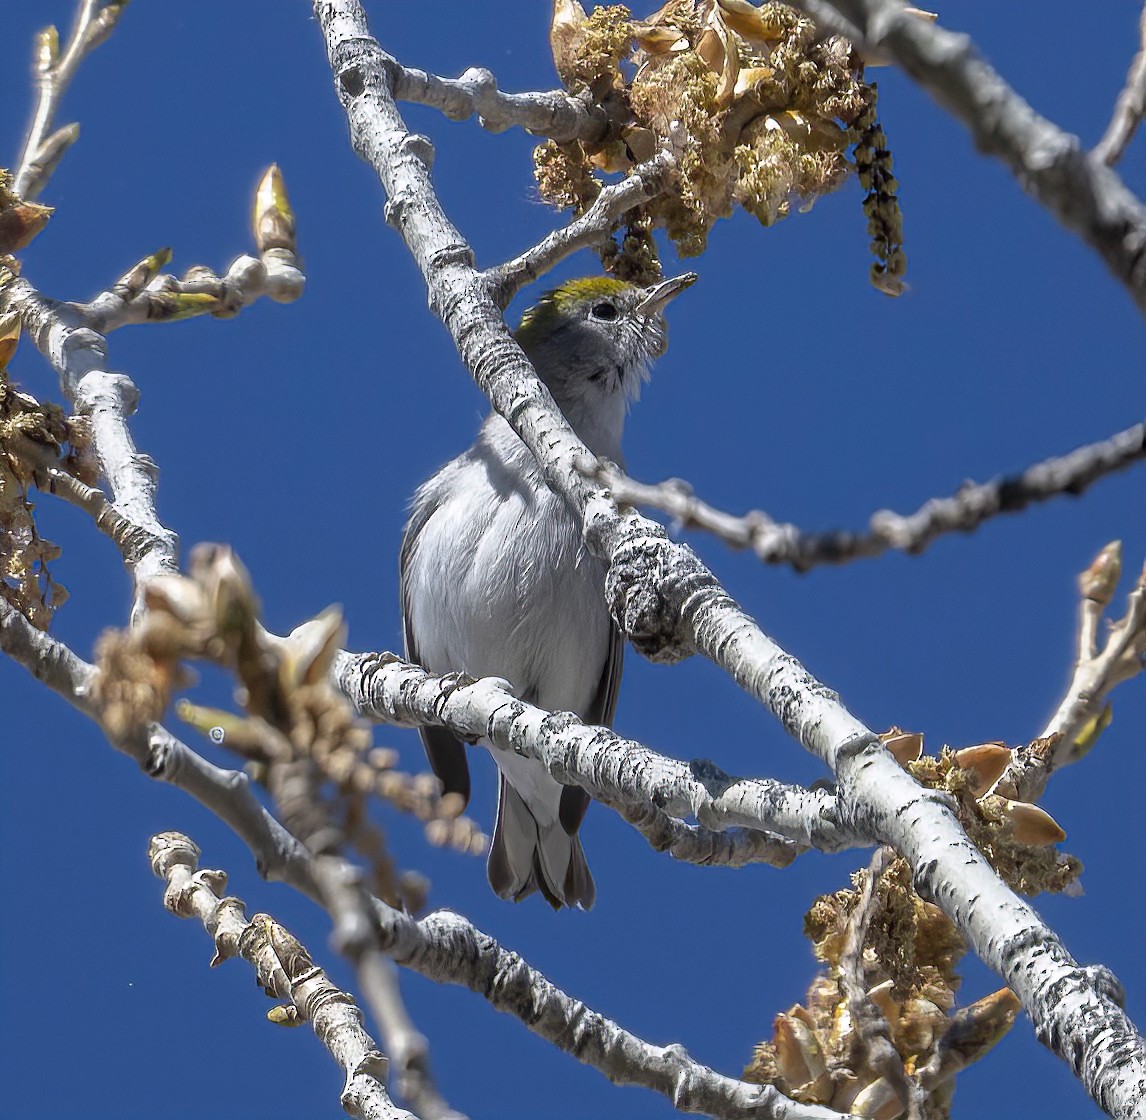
[593,421,1146,571]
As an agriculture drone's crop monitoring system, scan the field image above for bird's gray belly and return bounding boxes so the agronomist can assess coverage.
[409,478,610,718]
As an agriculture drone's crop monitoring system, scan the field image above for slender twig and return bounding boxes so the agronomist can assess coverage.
[307,852,466,1120]
[1040,545,1146,746]
[794,0,1146,313]
[0,597,320,888]
[14,0,126,200]
[388,61,606,145]
[313,5,1146,1114]
[1094,3,1146,166]
[993,543,1146,802]
[0,597,460,1120]
[590,421,1146,571]
[485,153,676,308]
[0,170,305,604]
[0,593,98,701]
[368,910,846,1120]
[83,169,304,330]
[149,833,414,1120]
[837,850,919,1120]
[606,795,801,868]
[355,954,466,1120]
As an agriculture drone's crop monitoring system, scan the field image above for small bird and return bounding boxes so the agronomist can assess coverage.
[400,272,696,908]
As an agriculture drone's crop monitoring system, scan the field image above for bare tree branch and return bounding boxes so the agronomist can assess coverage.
[604,795,802,868]
[387,60,607,145]
[794,0,1146,313]
[3,278,179,596]
[589,421,1146,571]
[253,715,465,1120]
[1,597,462,1118]
[83,170,304,330]
[157,829,845,1120]
[307,853,467,1120]
[0,168,305,608]
[994,542,1146,803]
[0,591,97,699]
[313,5,1146,1115]
[13,0,126,200]
[485,152,676,308]
[837,850,919,1120]
[355,952,466,1120]
[149,832,415,1120]
[1094,3,1146,166]
[370,909,847,1120]
[0,594,837,1119]
[333,647,846,858]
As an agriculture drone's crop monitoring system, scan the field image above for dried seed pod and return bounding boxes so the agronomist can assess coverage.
[991,797,1067,846]
[951,743,1012,796]
[772,1010,826,1086]
[881,727,924,766]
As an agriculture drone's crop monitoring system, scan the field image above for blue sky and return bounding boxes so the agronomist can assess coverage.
[1,3,1144,1119]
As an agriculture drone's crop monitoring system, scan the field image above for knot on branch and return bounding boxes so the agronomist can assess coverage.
[1083,964,1126,1008]
[338,64,366,99]
[604,528,712,664]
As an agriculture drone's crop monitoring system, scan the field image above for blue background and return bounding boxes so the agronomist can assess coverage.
[1,3,1143,1118]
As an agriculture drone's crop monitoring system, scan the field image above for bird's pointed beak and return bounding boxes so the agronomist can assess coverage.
[635,271,698,317]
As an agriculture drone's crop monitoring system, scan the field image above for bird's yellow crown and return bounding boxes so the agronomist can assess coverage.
[517,277,633,338]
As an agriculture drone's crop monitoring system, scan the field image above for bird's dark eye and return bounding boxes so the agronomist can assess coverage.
[590,301,618,322]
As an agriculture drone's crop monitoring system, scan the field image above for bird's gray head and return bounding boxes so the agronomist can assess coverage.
[514,272,696,455]
[516,273,697,400]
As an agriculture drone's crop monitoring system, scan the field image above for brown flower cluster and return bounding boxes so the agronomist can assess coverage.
[537,0,905,289]
[746,854,1019,1118]
[744,727,1079,1116]
[92,546,485,910]
[0,337,94,630]
[0,169,85,629]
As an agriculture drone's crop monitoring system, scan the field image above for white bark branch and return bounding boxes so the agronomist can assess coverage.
[589,421,1146,570]
[1094,3,1146,166]
[354,950,466,1120]
[334,649,848,859]
[0,175,305,604]
[370,906,845,1120]
[384,59,607,144]
[1040,554,1146,747]
[793,0,1146,313]
[0,599,834,1119]
[312,4,1146,1115]
[485,153,676,308]
[3,278,179,597]
[13,0,126,201]
[84,244,304,331]
[265,753,466,1120]
[993,544,1146,804]
[149,832,415,1120]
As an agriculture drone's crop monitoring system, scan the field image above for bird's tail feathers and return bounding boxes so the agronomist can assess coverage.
[487,775,595,910]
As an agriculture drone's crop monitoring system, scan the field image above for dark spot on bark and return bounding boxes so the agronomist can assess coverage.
[339,66,365,97]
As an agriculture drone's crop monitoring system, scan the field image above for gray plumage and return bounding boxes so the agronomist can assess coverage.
[400,274,695,908]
